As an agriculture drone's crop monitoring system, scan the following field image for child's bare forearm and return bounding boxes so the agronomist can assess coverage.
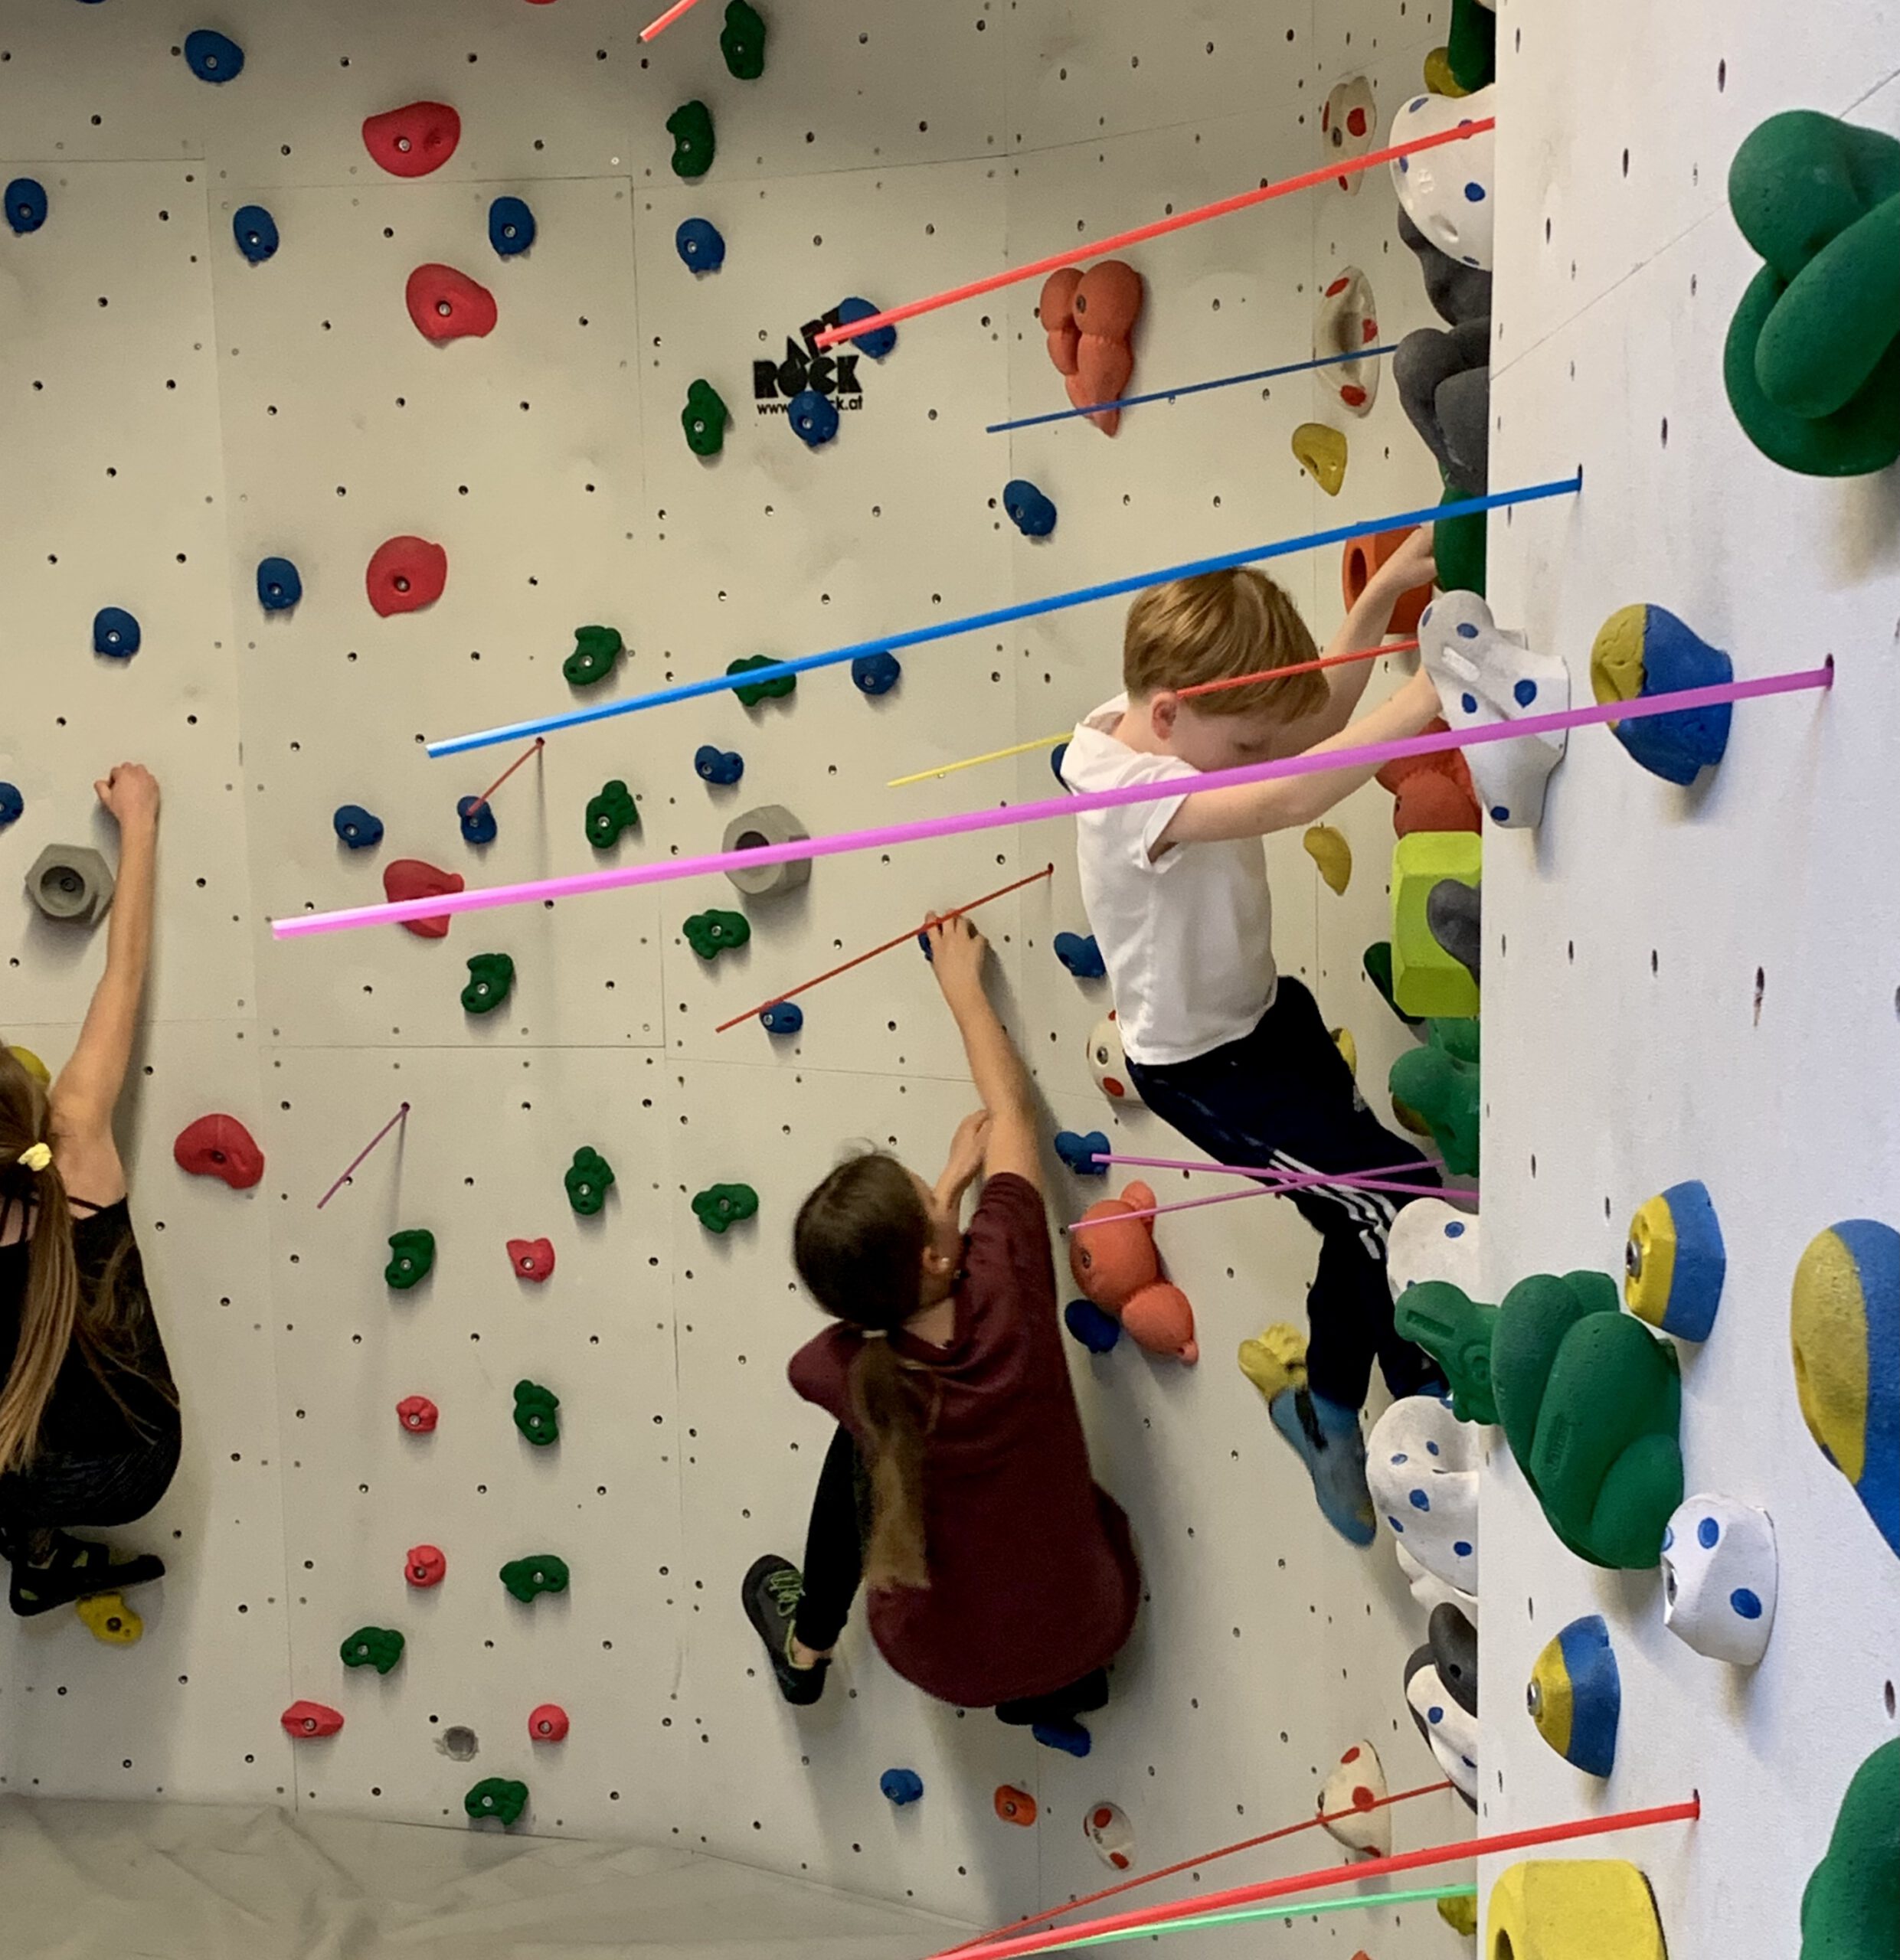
[942,978,1034,1122]
[55,820,155,1126]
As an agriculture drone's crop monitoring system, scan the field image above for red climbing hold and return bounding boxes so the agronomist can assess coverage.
[405,1544,447,1588]
[173,1114,266,1190]
[528,1704,570,1742]
[361,101,462,178]
[994,1785,1038,1826]
[366,537,448,617]
[383,859,464,939]
[508,1237,556,1283]
[281,1700,345,1739]
[397,1394,440,1435]
[405,264,497,343]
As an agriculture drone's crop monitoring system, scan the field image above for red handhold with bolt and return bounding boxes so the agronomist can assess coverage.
[282,1700,345,1739]
[397,1395,439,1435]
[365,537,448,618]
[528,1704,570,1742]
[405,1544,447,1588]
[508,1237,556,1283]
[382,859,463,938]
[405,264,497,344]
[361,101,462,178]
[173,1114,266,1190]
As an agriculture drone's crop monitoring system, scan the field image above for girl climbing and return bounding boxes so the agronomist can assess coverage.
[0,763,179,1616]
[742,913,1140,1755]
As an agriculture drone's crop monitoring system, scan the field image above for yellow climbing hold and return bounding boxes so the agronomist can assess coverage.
[1238,1323,1309,1405]
[1330,1026,1359,1078]
[7,1045,51,1086]
[1590,605,1647,713]
[1292,423,1349,496]
[77,1592,142,1645]
[1486,1860,1666,1960]
[1303,824,1352,894]
[1437,1891,1479,1936]
[1423,46,1471,96]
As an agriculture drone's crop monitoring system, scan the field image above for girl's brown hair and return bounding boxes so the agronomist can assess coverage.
[793,1151,938,1591]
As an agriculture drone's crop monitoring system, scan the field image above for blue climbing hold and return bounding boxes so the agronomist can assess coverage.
[675,218,726,273]
[1003,479,1058,538]
[183,28,244,83]
[1054,931,1107,980]
[1055,1129,1111,1178]
[851,651,901,697]
[1032,1719,1093,1758]
[332,804,384,851]
[695,745,744,787]
[257,557,302,611]
[879,1768,924,1806]
[6,178,49,237]
[457,795,499,845]
[489,196,536,258]
[787,388,839,447]
[232,204,279,263]
[835,296,897,360]
[0,783,22,828]
[1064,1298,1122,1354]
[760,1001,803,1036]
[92,608,141,659]
[1051,741,1070,783]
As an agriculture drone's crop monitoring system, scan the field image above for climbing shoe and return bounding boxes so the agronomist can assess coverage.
[741,1553,828,1707]
[8,1533,166,1618]
[1269,1387,1377,1547]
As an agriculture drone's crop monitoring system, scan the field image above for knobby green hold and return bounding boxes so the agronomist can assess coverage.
[721,0,767,80]
[564,625,624,689]
[1801,1740,1899,1960]
[1434,477,1487,596]
[1725,110,1900,477]
[1445,0,1495,91]
[340,1625,405,1674]
[1396,1280,1500,1425]
[586,779,640,851]
[726,654,797,707]
[463,952,515,1014]
[667,100,715,179]
[565,1145,616,1214]
[683,909,750,959]
[1389,1018,1480,1176]
[385,1228,436,1290]
[693,1182,759,1233]
[682,378,729,456]
[512,1379,561,1447]
[465,1777,530,1827]
[500,1553,571,1602]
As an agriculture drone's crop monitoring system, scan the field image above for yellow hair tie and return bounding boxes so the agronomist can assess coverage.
[17,1142,51,1174]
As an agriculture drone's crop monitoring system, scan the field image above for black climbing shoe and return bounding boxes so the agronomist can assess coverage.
[8,1533,166,1618]
[741,1553,828,1707]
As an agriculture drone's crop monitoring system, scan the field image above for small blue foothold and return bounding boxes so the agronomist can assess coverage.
[183,28,244,83]
[257,556,302,611]
[675,217,726,273]
[1032,1718,1092,1758]
[1051,741,1070,783]
[1055,1129,1111,1178]
[1003,479,1058,538]
[93,607,141,658]
[6,178,50,236]
[0,782,23,828]
[232,203,279,263]
[694,745,744,787]
[851,651,901,696]
[1054,931,1107,981]
[880,1768,924,1805]
[760,1001,803,1036]
[787,388,839,447]
[332,804,384,851]
[1064,1298,1122,1354]
[835,296,897,360]
[489,196,536,258]
[457,795,499,845]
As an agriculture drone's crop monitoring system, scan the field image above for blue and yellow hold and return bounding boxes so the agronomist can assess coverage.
[1625,1179,1726,1341]
[1591,604,1733,786]
[1526,1612,1620,1777]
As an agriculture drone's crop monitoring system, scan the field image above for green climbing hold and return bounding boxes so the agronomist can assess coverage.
[462,952,515,1014]
[564,625,624,689]
[565,1145,616,1215]
[1801,1740,1899,1960]
[726,654,796,707]
[339,1625,405,1674]
[385,1228,436,1290]
[500,1553,571,1602]
[667,100,715,179]
[464,1777,530,1827]
[1445,0,1495,91]
[693,1182,760,1233]
[1364,942,1422,1028]
[683,910,751,959]
[1434,477,1487,596]
[682,378,729,456]
[512,1379,561,1447]
[1389,1018,1480,1176]
[585,779,640,851]
[1395,1279,1500,1425]
[721,0,767,80]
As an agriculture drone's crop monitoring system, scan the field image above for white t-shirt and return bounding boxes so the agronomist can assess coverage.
[1061,696,1277,1067]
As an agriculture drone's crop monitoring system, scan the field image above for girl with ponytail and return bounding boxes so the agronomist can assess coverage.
[0,763,178,1616]
[742,914,1140,1754]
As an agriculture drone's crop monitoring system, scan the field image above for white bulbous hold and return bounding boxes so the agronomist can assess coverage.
[1397,1540,1480,1625]
[1389,85,1496,270]
[1368,1396,1480,1598]
[1322,76,1378,194]
[1386,1197,1481,1302]
[1405,1653,1480,1800]
[1318,1740,1391,1857]
[1086,1014,1141,1106]
[1420,590,1569,828]
[1661,1494,1778,1665]
[1313,267,1380,415]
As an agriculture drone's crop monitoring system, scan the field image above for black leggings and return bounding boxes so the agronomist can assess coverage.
[794,1425,1110,1726]
[0,1423,180,1562]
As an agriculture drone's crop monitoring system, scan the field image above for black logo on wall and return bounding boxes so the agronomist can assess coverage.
[754,307,865,418]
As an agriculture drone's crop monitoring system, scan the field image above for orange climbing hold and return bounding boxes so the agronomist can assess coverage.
[1038,261,1145,434]
[1342,528,1433,638]
[995,1785,1038,1827]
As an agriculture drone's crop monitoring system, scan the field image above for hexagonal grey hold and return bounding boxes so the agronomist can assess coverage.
[27,845,114,924]
[721,805,810,900]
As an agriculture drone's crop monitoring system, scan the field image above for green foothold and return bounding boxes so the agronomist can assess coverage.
[683,909,751,959]
[564,625,625,689]
[1389,1034,1480,1177]
[339,1625,405,1674]
[1801,1740,1899,1960]
[462,952,515,1015]
[565,1145,616,1215]
[1444,0,1495,91]
[585,779,640,851]
[1434,477,1488,596]
[1363,942,1422,1028]
[1395,1279,1501,1426]
[500,1554,571,1603]
[682,377,729,456]
[464,1777,530,1827]
[692,1181,759,1233]
[720,0,767,80]
[726,654,797,708]
[385,1228,436,1290]
[512,1379,561,1447]
[666,99,716,179]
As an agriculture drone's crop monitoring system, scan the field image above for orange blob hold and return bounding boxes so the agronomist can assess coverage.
[1038,260,1145,434]
[995,1785,1038,1826]
[1068,1183,1197,1363]
[1341,526,1434,637]
[1377,721,1481,836]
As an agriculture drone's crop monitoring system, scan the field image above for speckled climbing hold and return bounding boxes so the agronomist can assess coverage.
[1790,1219,1899,1560]
[405,1544,446,1588]
[787,388,839,447]
[722,806,809,900]
[1055,1130,1110,1178]
[384,859,463,937]
[529,1705,570,1742]
[693,1183,759,1233]
[1427,880,1480,979]
[1292,423,1348,495]
[1405,1641,1480,1803]
[565,1145,615,1216]
[1660,1493,1777,1664]
[5,177,49,236]
[683,910,750,959]
[1312,268,1381,414]
[500,1553,570,1602]
[565,624,624,689]
[682,378,729,455]
[77,1592,142,1645]
[508,1237,555,1283]
[1391,831,1480,1018]
[512,1380,560,1446]
[721,0,767,78]
[836,296,898,360]
[1303,825,1352,894]
[1395,317,1489,498]
[1388,1031,1479,1178]
[282,1700,345,1739]
[363,101,462,178]
[385,1229,436,1291]
[1486,1860,1667,1960]
[366,537,448,616]
[1322,76,1377,191]
[1590,605,1732,786]
[93,607,140,659]
[1389,86,1496,272]
[1421,590,1565,827]
[1238,1322,1308,1406]
[488,195,535,257]
[340,1625,405,1675]
[1085,1802,1135,1869]
[0,784,21,829]
[332,804,383,851]
[585,780,639,851]
[1624,1181,1725,1341]
[1446,0,1496,91]
[726,655,797,708]
[232,204,279,264]
[456,795,499,846]
[994,1786,1038,1827]
[173,1114,265,1191]
[407,263,497,343]
[1341,528,1433,638]
[397,1395,439,1435]
[760,1001,803,1036]
[1319,1740,1391,1858]
[462,952,515,1014]
[881,1768,924,1806]
[1055,932,1106,980]
[1386,1196,1480,1302]
[1004,479,1058,537]
[676,217,726,273]
[255,555,301,612]
[695,744,744,786]
[27,846,114,925]
[1527,1613,1619,1777]
[1801,1740,1898,1960]
[183,28,244,82]
[1087,1014,1140,1105]
[1367,1393,1480,1597]
[1725,111,1900,478]
[465,1778,529,1827]
[1065,1298,1123,1354]
[667,100,716,179]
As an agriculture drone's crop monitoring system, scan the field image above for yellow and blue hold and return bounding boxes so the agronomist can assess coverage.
[1591,605,1732,786]
[1527,1612,1620,1777]
[1625,1179,1726,1341]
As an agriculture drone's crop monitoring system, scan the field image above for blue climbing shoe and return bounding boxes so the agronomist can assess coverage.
[1269,1387,1377,1546]
[1032,1718,1092,1758]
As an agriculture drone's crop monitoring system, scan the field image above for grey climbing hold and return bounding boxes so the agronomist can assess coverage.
[1395,320,1490,498]
[1397,207,1492,329]
[1425,878,1480,980]
[722,806,810,900]
[27,845,114,924]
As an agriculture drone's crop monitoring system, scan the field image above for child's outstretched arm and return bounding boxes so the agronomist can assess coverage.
[924,914,1042,1194]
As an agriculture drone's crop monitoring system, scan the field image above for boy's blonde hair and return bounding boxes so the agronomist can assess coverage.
[1123,569,1328,720]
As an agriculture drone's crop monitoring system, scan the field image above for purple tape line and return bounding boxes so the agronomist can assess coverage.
[1097,1152,1447,1187]
[316,1102,410,1210]
[1071,1169,1468,1231]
